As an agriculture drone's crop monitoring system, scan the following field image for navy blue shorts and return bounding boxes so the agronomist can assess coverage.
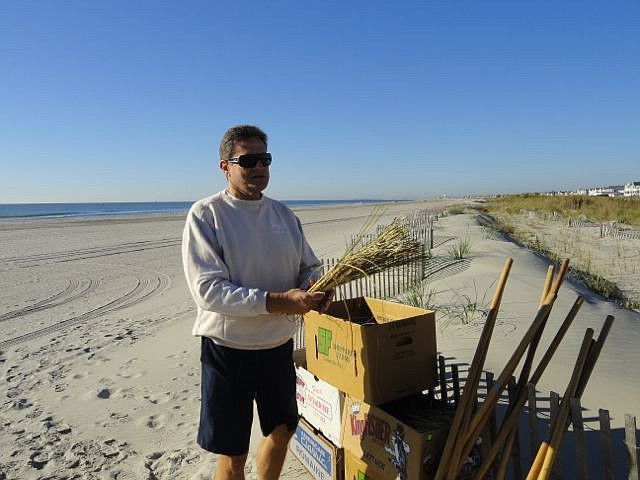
[197,337,298,456]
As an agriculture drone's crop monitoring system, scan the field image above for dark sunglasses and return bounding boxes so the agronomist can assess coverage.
[226,153,272,168]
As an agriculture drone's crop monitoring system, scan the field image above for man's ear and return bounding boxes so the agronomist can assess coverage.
[220,160,230,178]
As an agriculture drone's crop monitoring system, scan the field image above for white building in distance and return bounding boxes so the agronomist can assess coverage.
[624,181,640,197]
[588,185,623,197]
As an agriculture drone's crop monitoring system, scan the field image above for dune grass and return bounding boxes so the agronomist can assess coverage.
[485,194,640,226]
[447,236,472,260]
[447,205,466,215]
[478,208,639,308]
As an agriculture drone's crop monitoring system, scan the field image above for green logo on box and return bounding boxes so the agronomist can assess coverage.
[357,471,372,480]
[317,327,332,355]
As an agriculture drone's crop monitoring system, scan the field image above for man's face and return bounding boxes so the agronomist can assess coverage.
[220,137,270,200]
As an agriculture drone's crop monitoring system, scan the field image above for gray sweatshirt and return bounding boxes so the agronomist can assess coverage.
[182,190,321,349]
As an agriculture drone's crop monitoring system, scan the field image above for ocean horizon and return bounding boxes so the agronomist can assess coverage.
[0,199,406,220]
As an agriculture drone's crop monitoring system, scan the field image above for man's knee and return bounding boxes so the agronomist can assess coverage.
[217,453,248,473]
[268,423,295,447]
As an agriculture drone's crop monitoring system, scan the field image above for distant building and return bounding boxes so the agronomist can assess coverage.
[544,181,637,197]
[588,186,623,197]
[624,181,640,197]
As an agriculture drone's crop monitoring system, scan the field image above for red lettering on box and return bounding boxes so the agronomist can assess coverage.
[349,413,391,444]
[307,393,332,418]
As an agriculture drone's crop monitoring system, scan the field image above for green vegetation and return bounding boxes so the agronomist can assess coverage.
[478,211,640,309]
[394,279,437,310]
[447,236,472,260]
[455,281,490,325]
[486,194,640,226]
[436,280,492,329]
[447,205,466,215]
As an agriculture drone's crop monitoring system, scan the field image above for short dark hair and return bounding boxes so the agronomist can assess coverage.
[219,125,268,160]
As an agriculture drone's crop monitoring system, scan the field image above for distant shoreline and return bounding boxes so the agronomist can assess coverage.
[0,198,414,222]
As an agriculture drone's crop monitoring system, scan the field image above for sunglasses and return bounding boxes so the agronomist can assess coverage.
[226,153,272,168]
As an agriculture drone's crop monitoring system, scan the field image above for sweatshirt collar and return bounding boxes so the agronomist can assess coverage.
[222,190,267,210]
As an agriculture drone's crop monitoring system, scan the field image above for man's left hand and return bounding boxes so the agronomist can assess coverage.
[307,278,334,314]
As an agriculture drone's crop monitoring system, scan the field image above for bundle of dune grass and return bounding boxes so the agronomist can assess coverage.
[309,216,424,293]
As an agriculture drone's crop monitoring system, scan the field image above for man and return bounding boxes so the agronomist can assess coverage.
[182,125,328,480]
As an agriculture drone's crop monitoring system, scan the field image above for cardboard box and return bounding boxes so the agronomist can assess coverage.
[340,393,488,480]
[294,348,345,447]
[344,450,388,480]
[290,417,344,480]
[304,297,437,405]
[341,393,452,480]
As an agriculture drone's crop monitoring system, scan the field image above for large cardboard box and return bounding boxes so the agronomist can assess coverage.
[340,393,487,480]
[294,348,345,447]
[290,417,345,480]
[341,393,452,480]
[344,450,387,480]
[304,297,436,405]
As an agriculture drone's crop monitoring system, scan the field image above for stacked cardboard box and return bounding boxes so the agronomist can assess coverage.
[291,296,453,480]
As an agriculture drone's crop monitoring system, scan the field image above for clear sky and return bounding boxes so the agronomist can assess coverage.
[1,1,638,203]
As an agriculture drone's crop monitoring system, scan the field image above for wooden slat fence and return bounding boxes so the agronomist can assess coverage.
[319,248,426,302]
[600,223,640,240]
[567,217,598,228]
[352,209,439,250]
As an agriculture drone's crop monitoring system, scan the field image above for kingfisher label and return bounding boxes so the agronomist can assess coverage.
[349,412,391,445]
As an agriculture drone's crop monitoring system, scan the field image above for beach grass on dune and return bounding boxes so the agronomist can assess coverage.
[485,194,640,226]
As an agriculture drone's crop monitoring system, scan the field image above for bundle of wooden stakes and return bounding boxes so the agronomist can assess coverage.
[433,259,614,480]
[308,216,423,294]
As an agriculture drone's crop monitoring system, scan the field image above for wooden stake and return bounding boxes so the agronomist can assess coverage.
[433,258,513,480]
[539,265,555,307]
[473,295,584,479]
[531,329,595,480]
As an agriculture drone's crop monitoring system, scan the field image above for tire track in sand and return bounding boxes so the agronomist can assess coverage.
[0,238,181,268]
[0,272,169,349]
[0,277,100,322]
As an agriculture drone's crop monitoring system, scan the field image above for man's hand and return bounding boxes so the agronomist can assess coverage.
[266,289,328,314]
[307,278,334,314]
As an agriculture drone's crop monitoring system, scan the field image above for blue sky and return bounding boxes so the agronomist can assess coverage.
[1,1,638,202]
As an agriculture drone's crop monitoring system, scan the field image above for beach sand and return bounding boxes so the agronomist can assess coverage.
[1,199,637,479]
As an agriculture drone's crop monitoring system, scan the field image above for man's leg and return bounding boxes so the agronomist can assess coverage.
[255,423,295,480]
[199,338,256,480]
[255,340,298,480]
[215,453,249,480]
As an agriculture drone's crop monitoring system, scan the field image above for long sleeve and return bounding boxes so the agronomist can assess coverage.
[182,210,268,316]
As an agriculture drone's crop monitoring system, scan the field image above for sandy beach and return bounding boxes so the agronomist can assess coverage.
[1,198,638,479]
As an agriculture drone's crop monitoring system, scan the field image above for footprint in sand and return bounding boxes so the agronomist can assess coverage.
[145,448,203,477]
[143,392,174,405]
[82,387,112,400]
[117,369,143,379]
[97,388,111,399]
[12,398,33,410]
[109,412,131,424]
[143,414,167,429]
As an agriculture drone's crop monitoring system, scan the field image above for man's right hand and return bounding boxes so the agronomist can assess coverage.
[266,289,328,314]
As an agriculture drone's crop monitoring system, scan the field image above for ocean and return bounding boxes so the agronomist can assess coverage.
[0,199,396,220]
